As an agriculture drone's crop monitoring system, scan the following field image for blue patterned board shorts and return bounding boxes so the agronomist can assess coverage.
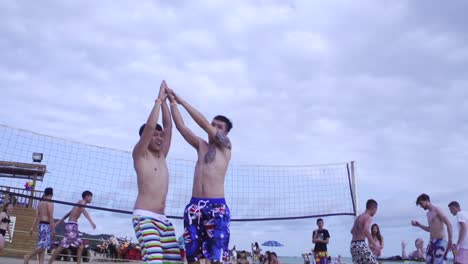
[37,221,52,249]
[183,197,230,262]
[60,222,83,248]
[426,239,448,264]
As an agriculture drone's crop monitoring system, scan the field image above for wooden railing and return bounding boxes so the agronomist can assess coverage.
[0,185,44,208]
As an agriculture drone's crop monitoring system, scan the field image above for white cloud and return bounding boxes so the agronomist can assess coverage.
[1,0,468,258]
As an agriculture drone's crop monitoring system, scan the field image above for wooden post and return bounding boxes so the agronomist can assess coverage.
[29,173,37,208]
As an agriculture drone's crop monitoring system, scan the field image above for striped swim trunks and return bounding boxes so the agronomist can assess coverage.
[132,209,182,264]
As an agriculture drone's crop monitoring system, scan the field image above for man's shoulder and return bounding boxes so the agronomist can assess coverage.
[215,130,232,149]
[458,211,468,220]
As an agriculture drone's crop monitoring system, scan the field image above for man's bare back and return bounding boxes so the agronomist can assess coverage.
[37,200,53,223]
[351,213,373,241]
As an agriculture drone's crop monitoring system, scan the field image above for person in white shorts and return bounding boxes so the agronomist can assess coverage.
[448,201,468,264]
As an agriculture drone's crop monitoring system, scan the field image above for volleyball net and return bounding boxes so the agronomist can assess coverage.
[0,124,357,221]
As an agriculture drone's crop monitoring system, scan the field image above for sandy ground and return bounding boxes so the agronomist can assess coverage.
[0,255,142,263]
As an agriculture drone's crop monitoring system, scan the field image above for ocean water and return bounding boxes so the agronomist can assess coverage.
[277,256,453,264]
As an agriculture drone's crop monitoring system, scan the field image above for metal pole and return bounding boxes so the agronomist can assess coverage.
[350,161,359,218]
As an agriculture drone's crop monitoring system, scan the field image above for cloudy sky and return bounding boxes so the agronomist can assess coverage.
[1,0,468,258]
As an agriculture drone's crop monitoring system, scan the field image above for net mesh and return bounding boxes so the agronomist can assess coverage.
[0,124,356,221]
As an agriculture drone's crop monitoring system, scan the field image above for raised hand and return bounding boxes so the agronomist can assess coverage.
[411,220,420,227]
[167,92,176,104]
[158,80,168,101]
[167,88,181,104]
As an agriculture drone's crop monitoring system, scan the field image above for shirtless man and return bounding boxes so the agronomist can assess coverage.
[24,187,55,264]
[168,88,233,264]
[350,199,379,264]
[132,80,182,264]
[411,193,453,264]
[448,201,467,264]
[48,190,96,264]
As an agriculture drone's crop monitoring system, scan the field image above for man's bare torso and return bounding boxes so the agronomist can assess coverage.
[37,200,52,222]
[134,152,169,214]
[427,207,445,239]
[192,141,231,198]
[351,213,371,241]
[68,200,85,222]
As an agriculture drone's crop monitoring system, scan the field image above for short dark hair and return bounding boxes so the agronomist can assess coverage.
[214,115,233,132]
[416,193,430,205]
[366,199,378,209]
[448,201,460,209]
[44,187,53,196]
[139,123,163,136]
[82,190,93,199]
[316,218,324,224]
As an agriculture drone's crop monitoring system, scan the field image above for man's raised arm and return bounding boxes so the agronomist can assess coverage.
[161,91,172,157]
[133,80,167,158]
[168,92,200,149]
[168,89,217,139]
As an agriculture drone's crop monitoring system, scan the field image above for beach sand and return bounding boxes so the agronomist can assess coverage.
[0,255,143,263]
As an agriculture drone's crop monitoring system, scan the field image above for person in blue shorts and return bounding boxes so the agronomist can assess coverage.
[411,193,453,264]
[168,88,233,264]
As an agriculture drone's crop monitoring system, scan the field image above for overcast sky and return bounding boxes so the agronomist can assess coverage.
[1,0,468,258]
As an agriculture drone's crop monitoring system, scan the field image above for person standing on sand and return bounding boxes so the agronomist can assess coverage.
[411,193,453,264]
[131,80,182,264]
[48,190,96,264]
[448,201,468,264]
[24,187,55,264]
[350,199,379,264]
[168,88,233,264]
[0,203,13,254]
[369,223,384,257]
[312,218,330,264]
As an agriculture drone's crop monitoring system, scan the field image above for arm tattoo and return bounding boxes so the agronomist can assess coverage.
[215,130,232,149]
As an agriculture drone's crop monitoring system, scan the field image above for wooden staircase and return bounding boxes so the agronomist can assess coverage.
[2,205,37,258]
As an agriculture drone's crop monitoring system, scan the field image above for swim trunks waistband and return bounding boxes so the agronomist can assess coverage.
[190,197,226,204]
[66,221,78,225]
[351,240,365,242]
[39,221,50,225]
[133,209,167,222]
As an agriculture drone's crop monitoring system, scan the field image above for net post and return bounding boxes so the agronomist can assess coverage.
[350,161,358,217]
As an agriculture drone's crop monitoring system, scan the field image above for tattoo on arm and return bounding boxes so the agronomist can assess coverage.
[215,130,232,149]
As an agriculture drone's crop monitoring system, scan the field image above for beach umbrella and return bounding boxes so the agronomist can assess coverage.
[262,240,284,247]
